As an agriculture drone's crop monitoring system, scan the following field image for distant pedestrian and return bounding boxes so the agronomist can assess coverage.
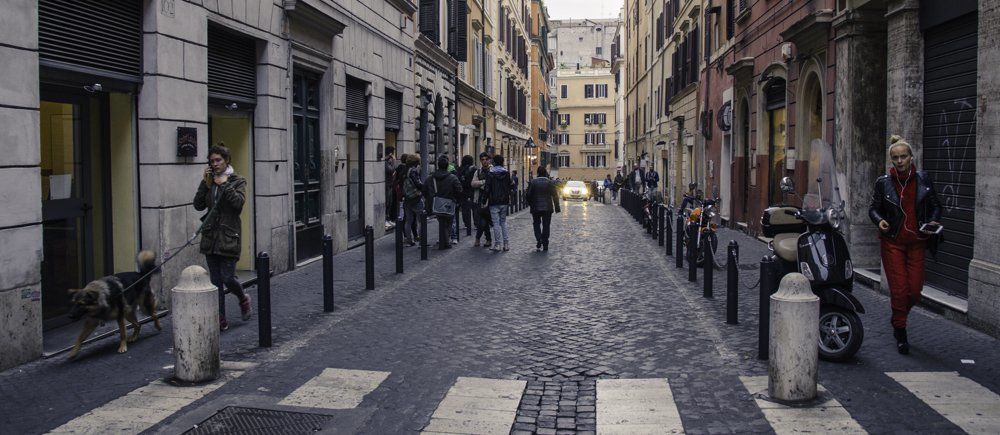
[401,155,424,246]
[646,167,660,191]
[869,135,942,355]
[484,154,513,252]
[384,146,397,230]
[470,152,494,247]
[526,166,561,251]
[512,170,519,190]
[457,155,476,237]
[628,164,645,192]
[612,171,623,200]
[603,174,612,200]
[193,144,252,331]
[424,155,463,249]
[392,154,409,221]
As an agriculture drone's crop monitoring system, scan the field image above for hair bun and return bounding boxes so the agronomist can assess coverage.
[889,135,903,144]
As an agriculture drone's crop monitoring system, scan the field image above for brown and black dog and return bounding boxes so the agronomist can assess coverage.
[67,251,161,359]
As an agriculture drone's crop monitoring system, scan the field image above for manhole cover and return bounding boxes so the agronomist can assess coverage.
[185,406,334,434]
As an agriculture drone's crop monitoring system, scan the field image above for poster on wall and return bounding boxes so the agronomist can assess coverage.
[177,127,198,157]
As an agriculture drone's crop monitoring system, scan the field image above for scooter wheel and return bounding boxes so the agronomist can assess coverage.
[818,305,864,362]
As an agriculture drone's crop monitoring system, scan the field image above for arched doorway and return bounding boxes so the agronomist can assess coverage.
[765,77,787,205]
[739,97,751,220]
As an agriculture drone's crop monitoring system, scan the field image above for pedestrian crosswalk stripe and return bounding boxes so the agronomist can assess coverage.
[422,377,526,435]
[47,360,254,434]
[596,378,684,434]
[887,371,1000,434]
[740,376,866,434]
[278,368,390,410]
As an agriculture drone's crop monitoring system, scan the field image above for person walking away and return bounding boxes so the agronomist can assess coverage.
[470,152,494,247]
[612,171,623,200]
[401,155,424,246]
[393,154,409,221]
[384,146,397,230]
[869,135,942,355]
[527,167,561,251]
[193,144,253,331]
[484,155,513,251]
[457,155,476,236]
[603,175,612,201]
[424,155,463,249]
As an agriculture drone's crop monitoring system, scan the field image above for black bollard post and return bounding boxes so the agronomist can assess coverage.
[758,255,778,360]
[365,225,374,290]
[665,207,673,256]
[726,241,739,324]
[395,217,404,274]
[703,236,713,298]
[675,215,684,268]
[420,210,428,260]
[256,252,272,348]
[658,205,665,246]
[687,227,697,282]
[323,235,334,312]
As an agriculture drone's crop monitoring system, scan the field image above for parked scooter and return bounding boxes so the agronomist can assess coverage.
[681,186,721,268]
[761,139,864,362]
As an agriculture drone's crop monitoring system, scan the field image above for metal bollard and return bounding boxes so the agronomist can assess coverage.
[256,252,272,348]
[769,273,819,402]
[323,235,334,312]
[365,225,375,290]
[758,255,778,360]
[703,238,713,298]
[395,218,404,274]
[688,227,697,283]
[726,241,739,324]
[420,210,428,260]
[665,208,673,256]
[172,265,219,382]
[658,205,665,246]
[675,215,684,268]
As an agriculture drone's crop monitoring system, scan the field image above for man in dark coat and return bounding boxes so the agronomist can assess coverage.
[526,166,561,251]
[424,155,463,249]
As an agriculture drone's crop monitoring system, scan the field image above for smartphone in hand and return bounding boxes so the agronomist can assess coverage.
[920,223,943,234]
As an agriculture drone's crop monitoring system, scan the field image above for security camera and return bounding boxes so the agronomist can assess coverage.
[225,102,239,111]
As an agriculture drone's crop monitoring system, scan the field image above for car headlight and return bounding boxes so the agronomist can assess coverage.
[582,188,589,195]
[562,187,571,195]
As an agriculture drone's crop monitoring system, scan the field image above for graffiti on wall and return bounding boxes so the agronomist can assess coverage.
[934,98,974,213]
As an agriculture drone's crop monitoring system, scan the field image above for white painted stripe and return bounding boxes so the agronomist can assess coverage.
[596,378,684,434]
[278,368,390,410]
[47,361,253,434]
[888,371,1000,434]
[740,376,866,434]
[423,377,526,435]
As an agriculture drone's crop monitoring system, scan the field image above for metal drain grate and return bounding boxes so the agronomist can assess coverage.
[185,406,334,434]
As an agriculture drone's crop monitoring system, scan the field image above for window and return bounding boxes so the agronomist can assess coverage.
[585,84,594,98]
[419,0,440,43]
[559,113,571,125]
[561,84,567,98]
[585,113,592,125]
[585,132,593,144]
[586,154,607,167]
[596,84,608,98]
[596,46,603,55]
[556,155,571,167]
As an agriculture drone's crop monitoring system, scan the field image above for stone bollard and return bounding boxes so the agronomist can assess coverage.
[768,273,819,403]
[172,265,220,383]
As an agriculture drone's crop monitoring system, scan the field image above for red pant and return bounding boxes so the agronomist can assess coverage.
[881,239,926,329]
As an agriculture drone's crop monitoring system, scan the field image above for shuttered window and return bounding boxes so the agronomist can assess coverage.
[208,25,258,104]
[448,0,468,61]
[346,77,369,126]
[419,0,440,43]
[385,89,402,131]
[38,0,142,81]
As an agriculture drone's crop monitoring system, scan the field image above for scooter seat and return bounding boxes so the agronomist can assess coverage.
[773,233,799,263]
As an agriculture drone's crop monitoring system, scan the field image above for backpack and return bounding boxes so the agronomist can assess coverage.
[403,169,421,199]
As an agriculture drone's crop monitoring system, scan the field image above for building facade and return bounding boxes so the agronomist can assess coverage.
[0,0,424,371]
[456,0,496,161]
[552,69,616,182]
[528,0,554,177]
[490,0,533,183]
[547,18,620,70]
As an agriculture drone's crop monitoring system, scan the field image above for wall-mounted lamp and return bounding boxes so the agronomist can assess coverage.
[83,83,103,93]
[225,102,239,111]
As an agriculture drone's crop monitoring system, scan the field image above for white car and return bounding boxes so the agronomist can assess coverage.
[562,180,589,200]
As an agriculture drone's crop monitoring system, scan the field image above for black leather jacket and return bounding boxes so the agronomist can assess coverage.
[868,171,942,241]
[526,177,561,214]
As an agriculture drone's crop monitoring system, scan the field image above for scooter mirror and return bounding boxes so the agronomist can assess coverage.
[779,176,795,193]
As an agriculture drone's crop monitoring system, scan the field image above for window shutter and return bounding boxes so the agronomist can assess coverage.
[38,0,142,82]
[419,0,440,43]
[691,27,699,84]
[346,77,369,126]
[585,114,591,124]
[448,0,468,61]
[385,89,402,131]
[208,25,258,104]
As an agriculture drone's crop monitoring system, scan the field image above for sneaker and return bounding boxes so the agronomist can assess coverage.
[502,243,509,252]
[491,245,502,252]
[484,241,492,248]
[220,316,229,331]
[474,240,481,247]
[543,243,549,251]
[240,296,253,321]
[536,242,542,251]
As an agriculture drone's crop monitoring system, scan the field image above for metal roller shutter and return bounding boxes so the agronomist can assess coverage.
[346,77,369,126]
[385,89,402,131]
[208,25,258,104]
[922,12,978,296]
[38,0,142,81]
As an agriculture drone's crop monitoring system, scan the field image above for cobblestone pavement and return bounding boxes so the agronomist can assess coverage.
[2,199,1000,434]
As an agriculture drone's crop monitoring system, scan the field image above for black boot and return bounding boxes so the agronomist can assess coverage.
[894,327,909,355]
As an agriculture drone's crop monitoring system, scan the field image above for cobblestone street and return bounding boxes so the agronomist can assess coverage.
[3,199,1000,434]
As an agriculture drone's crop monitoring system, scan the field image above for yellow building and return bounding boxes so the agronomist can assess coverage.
[552,68,616,183]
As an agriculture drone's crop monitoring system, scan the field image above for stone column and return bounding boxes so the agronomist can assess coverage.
[885,0,924,161]
[968,0,1000,337]
[833,8,888,268]
[0,0,42,371]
